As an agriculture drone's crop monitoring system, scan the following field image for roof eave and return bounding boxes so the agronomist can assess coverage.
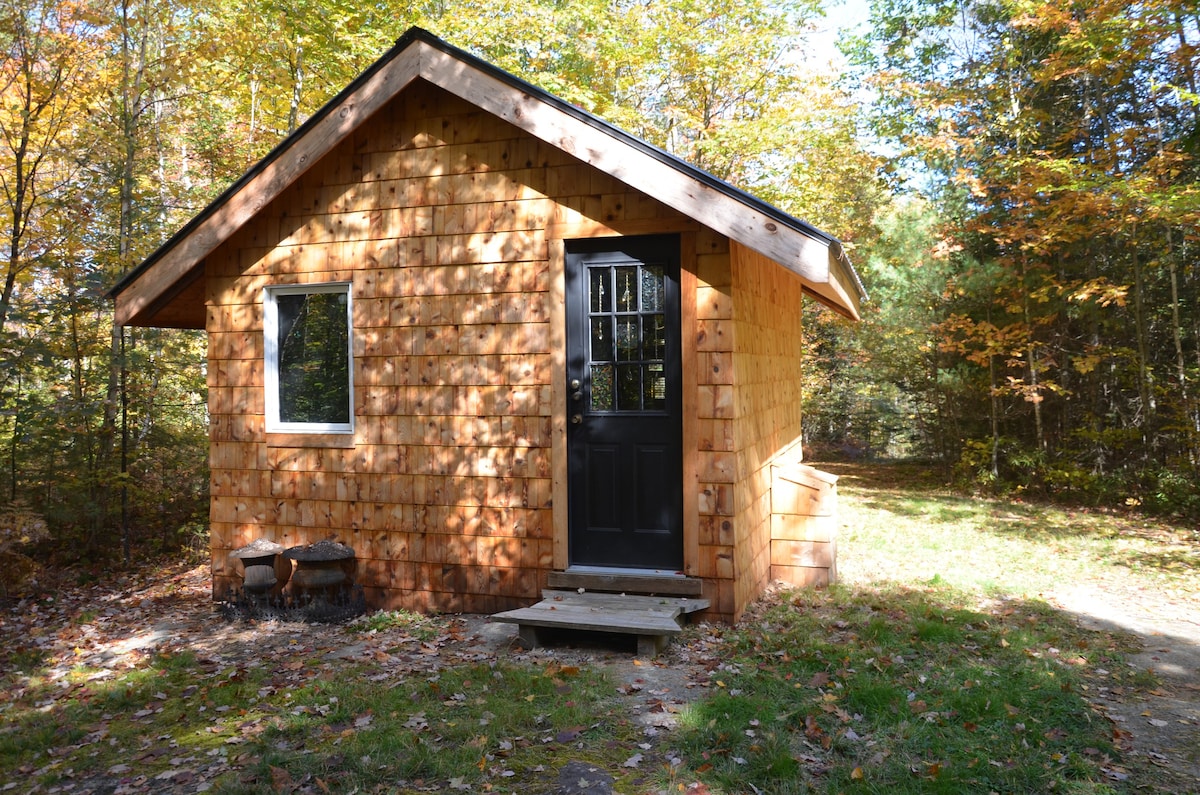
[110,27,867,326]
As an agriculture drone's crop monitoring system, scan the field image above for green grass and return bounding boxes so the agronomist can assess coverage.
[230,659,629,792]
[829,460,1199,599]
[670,586,1128,794]
[0,650,631,793]
[4,461,1193,793]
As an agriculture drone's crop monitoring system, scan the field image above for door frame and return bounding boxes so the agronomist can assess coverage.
[564,235,683,570]
[549,229,699,577]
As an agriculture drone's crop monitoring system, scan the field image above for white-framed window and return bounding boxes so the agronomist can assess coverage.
[263,282,354,434]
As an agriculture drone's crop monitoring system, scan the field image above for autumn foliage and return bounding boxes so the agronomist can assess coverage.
[805,0,1200,515]
[2,0,1199,572]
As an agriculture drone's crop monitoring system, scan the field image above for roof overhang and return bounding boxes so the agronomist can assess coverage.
[109,27,865,327]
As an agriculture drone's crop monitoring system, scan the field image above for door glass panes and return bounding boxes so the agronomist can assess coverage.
[641,265,664,311]
[589,268,610,313]
[642,314,665,361]
[615,266,637,312]
[644,363,666,410]
[615,317,638,361]
[591,364,614,411]
[587,261,669,412]
[617,364,640,410]
[590,317,612,361]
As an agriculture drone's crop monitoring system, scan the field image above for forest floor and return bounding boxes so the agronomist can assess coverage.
[1,462,1198,793]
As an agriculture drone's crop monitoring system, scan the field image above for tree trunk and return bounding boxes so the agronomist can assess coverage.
[1,85,33,331]
[98,0,151,551]
[1131,232,1154,452]
[288,41,304,133]
[1168,255,1196,461]
[986,305,1000,477]
[1020,254,1044,451]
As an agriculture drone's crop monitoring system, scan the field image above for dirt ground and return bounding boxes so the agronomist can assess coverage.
[3,561,1198,793]
[1051,581,1200,791]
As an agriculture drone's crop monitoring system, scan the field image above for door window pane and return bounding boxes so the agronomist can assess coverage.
[590,364,614,411]
[590,317,613,362]
[585,261,670,413]
[615,317,638,361]
[641,264,664,311]
[615,266,638,312]
[589,268,610,313]
[643,363,666,410]
[616,364,641,411]
[642,313,665,361]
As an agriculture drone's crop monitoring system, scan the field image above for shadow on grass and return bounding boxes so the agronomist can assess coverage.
[671,582,1148,794]
[6,562,1195,794]
[0,612,638,795]
[814,460,1200,582]
[3,577,1156,795]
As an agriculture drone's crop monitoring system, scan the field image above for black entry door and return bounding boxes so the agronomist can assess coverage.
[565,236,683,570]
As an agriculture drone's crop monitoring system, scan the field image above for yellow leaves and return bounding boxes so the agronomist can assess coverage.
[1072,354,1102,375]
[931,236,964,260]
[1069,278,1128,308]
[541,662,580,679]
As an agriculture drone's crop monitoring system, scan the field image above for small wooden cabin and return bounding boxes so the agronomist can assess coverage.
[109,28,864,622]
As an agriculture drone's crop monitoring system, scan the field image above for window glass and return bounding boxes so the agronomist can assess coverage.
[265,284,353,433]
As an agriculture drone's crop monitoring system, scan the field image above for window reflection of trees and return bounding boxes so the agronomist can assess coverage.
[277,292,350,424]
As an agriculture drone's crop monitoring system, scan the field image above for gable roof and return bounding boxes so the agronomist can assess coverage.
[109,27,865,327]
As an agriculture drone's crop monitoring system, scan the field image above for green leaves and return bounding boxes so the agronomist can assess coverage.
[831,0,1200,503]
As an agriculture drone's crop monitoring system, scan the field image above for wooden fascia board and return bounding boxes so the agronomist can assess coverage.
[113,47,425,327]
[810,251,862,320]
[419,47,853,311]
[805,277,861,321]
[115,33,863,325]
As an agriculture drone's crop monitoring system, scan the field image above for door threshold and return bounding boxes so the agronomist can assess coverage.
[566,565,687,578]
[549,568,703,597]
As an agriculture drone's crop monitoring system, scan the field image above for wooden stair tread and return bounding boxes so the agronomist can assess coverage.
[491,590,710,636]
[492,603,683,635]
[539,589,709,614]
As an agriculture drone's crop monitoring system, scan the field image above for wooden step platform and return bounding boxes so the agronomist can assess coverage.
[491,589,710,657]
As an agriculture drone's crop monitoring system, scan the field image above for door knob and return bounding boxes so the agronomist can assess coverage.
[571,413,583,424]
[569,379,581,390]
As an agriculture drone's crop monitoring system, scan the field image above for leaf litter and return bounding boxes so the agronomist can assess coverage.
[4,493,1200,795]
[0,562,725,794]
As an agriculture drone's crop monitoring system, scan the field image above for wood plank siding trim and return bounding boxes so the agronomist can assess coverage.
[680,234,701,578]
[549,239,569,572]
[109,28,864,327]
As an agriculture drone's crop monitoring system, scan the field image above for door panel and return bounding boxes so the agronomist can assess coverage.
[566,236,683,570]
